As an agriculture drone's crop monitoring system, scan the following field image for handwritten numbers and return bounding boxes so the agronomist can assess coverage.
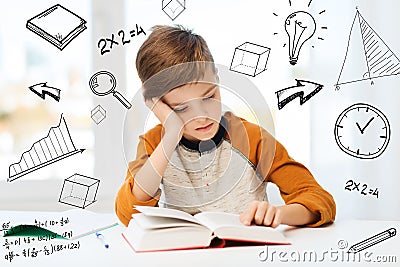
[4,251,18,263]
[106,33,119,49]
[371,188,379,198]
[2,238,81,263]
[98,24,146,55]
[344,179,379,198]
[1,215,78,263]
[130,24,146,37]
[118,30,130,45]
[97,39,109,55]
[2,222,10,230]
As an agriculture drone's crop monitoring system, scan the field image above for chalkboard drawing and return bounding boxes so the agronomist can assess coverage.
[89,71,132,109]
[162,0,186,21]
[29,82,61,102]
[59,173,100,209]
[8,115,85,182]
[230,42,271,77]
[91,105,106,125]
[26,4,87,51]
[348,228,396,253]
[334,103,391,159]
[272,2,327,65]
[336,9,400,89]
[275,79,323,109]
[285,11,316,65]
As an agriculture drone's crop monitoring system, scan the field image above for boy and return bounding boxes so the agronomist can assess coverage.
[115,25,335,228]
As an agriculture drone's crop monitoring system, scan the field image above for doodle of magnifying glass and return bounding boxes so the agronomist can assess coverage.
[89,70,132,109]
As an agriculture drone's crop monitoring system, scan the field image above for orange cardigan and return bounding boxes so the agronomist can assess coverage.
[115,112,336,227]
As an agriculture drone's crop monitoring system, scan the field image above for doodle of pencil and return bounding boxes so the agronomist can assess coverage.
[348,228,396,253]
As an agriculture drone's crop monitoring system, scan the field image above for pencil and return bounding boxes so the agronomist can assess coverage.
[348,228,396,253]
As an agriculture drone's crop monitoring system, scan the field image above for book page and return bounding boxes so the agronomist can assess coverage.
[133,213,206,230]
[134,206,202,225]
[194,212,243,231]
[194,212,287,244]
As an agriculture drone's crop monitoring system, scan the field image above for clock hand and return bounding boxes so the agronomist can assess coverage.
[360,117,375,134]
[356,122,363,133]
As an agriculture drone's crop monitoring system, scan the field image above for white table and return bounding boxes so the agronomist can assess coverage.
[0,212,398,267]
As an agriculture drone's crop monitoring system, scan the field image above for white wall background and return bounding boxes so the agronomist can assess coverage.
[0,0,399,222]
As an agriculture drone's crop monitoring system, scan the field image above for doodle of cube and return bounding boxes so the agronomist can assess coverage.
[162,0,186,21]
[59,174,100,209]
[230,42,271,77]
[91,105,106,124]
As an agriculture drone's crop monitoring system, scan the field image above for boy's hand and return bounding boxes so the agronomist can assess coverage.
[145,97,184,141]
[240,201,282,228]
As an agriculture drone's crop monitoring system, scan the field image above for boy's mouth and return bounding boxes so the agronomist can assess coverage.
[195,122,213,132]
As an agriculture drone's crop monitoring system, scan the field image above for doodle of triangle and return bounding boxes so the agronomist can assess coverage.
[336,10,400,88]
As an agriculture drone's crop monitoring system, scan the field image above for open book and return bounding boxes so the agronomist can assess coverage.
[122,206,289,252]
[1,209,117,240]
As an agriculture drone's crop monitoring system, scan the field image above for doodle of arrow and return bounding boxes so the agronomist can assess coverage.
[275,79,323,110]
[29,82,61,102]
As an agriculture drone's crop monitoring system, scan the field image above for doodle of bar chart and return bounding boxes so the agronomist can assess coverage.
[8,114,84,182]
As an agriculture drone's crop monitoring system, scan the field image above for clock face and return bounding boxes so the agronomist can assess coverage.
[334,103,390,159]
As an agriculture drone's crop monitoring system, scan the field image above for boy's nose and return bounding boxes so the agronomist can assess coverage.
[191,102,209,118]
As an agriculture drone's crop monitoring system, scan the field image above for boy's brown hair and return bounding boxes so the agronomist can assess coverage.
[136,25,215,100]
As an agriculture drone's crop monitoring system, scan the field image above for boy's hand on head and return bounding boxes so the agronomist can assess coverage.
[240,201,282,228]
[146,97,184,141]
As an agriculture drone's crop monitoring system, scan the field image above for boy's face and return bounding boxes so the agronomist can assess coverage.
[162,73,222,142]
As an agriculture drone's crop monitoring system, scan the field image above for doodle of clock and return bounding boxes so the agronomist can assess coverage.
[334,103,391,159]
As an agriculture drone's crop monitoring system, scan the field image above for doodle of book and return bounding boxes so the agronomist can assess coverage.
[8,115,84,182]
[26,4,87,50]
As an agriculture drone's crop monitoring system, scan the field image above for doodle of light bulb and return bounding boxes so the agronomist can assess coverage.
[285,11,316,65]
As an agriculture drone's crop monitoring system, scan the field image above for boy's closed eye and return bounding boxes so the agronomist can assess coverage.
[173,105,188,113]
[203,93,215,101]
[173,94,215,113]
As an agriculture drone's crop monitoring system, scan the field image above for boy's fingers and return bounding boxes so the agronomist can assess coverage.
[149,98,175,122]
[263,205,277,226]
[144,98,154,108]
[240,201,259,226]
[150,97,160,108]
[254,202,268,225]
[145,97,160,110]
[270,208,282,228]
[155,99,175,114]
